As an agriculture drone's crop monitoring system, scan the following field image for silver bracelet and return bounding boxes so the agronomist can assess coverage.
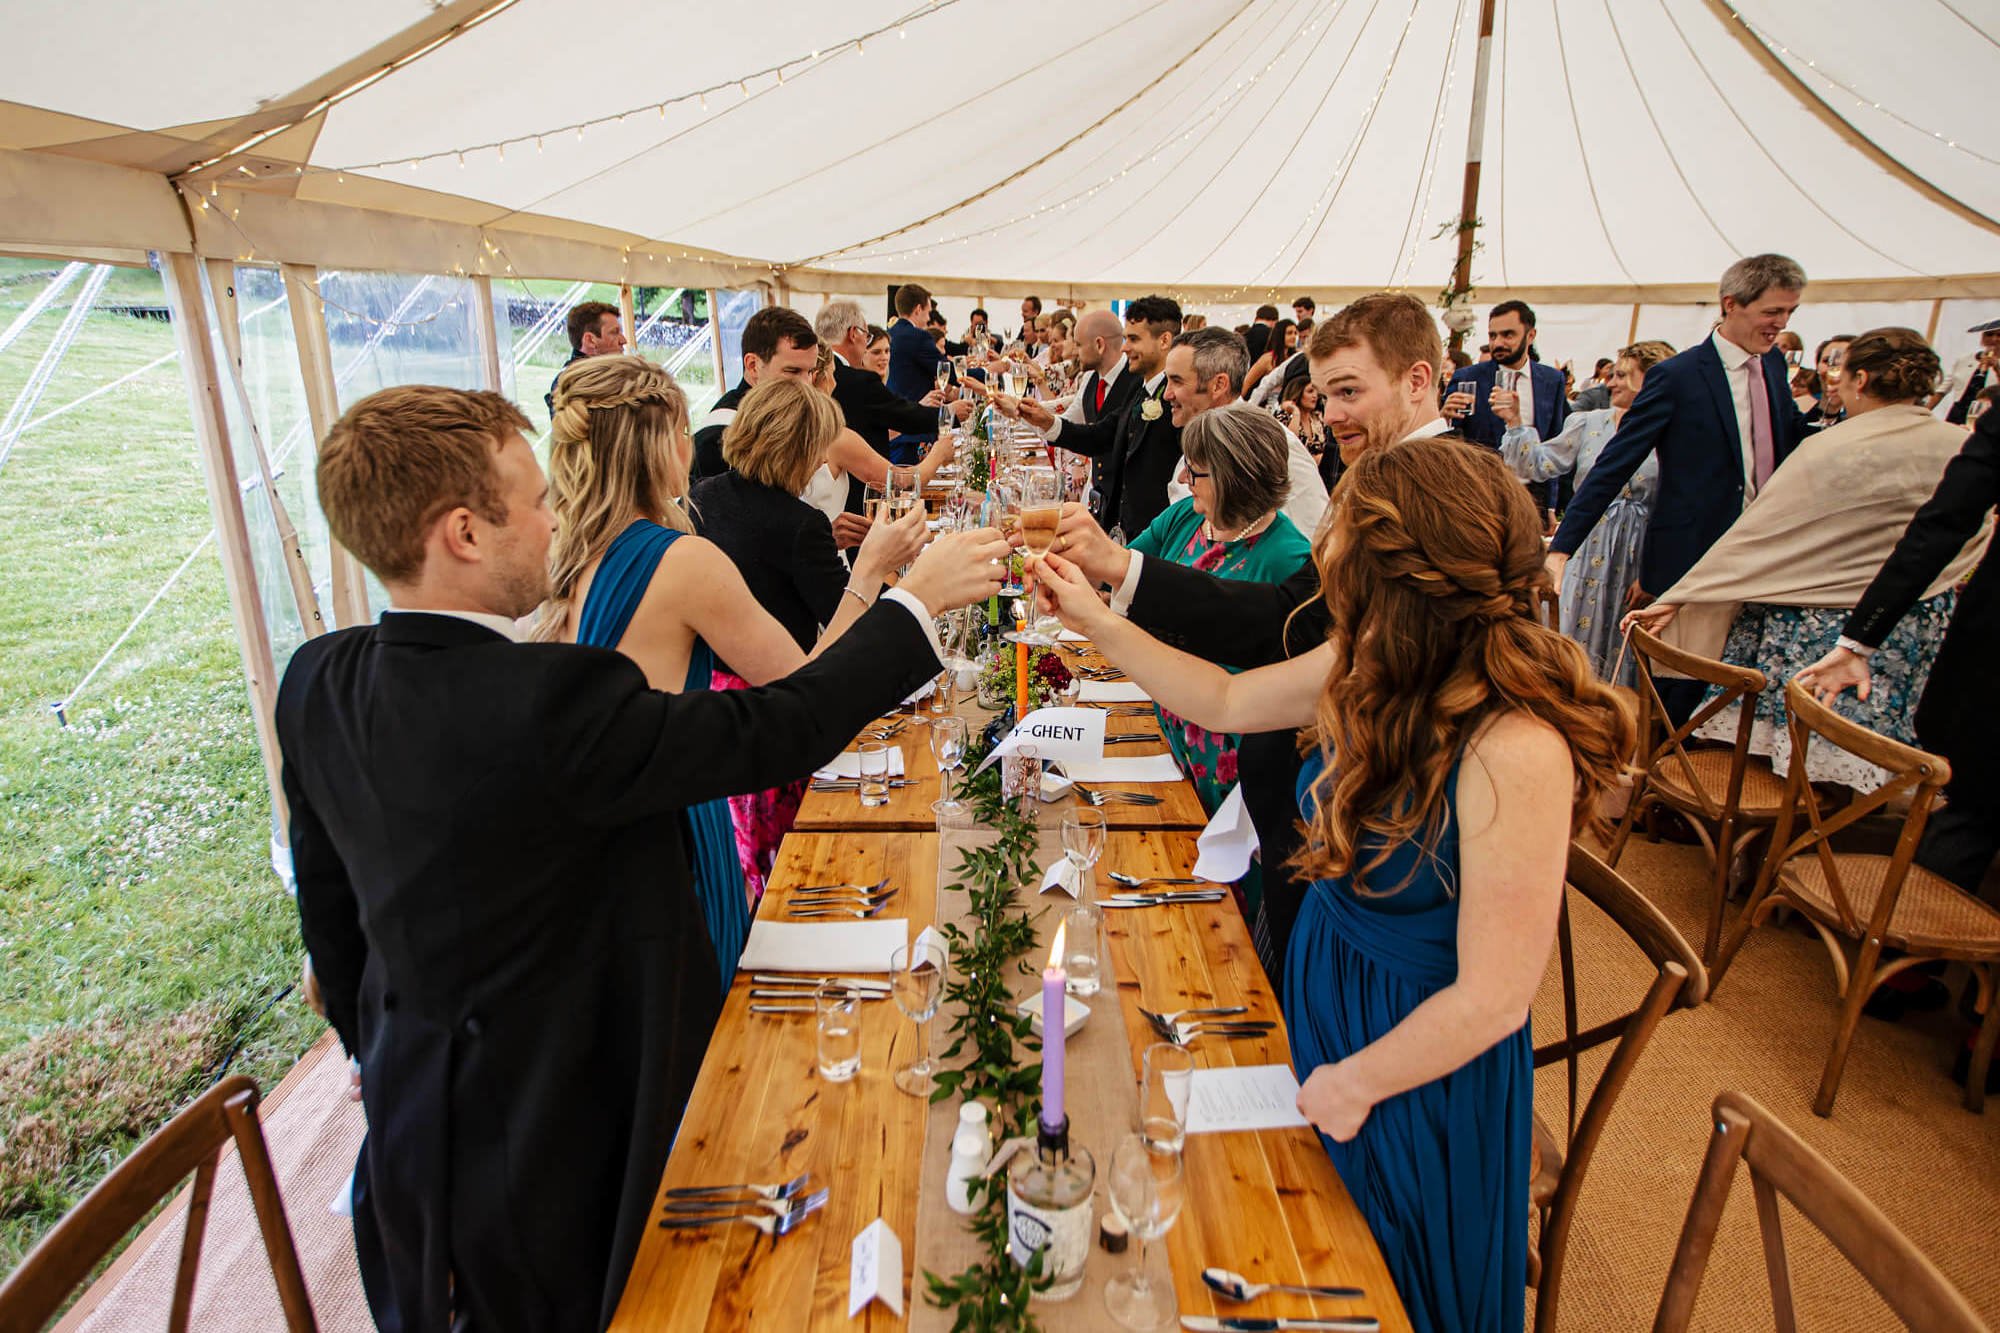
[842,586,873,611]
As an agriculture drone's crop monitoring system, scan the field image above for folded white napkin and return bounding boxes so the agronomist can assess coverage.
[1078,680,1148,703]
[815,747,907,780]
[1056,753,1183,784]
[1192,783,1259,883]
[737,919,910,973]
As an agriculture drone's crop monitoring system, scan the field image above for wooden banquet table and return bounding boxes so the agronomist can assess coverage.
[610,723,1412,1331]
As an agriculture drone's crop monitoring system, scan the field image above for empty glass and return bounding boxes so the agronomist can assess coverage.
[816,983,862,1083]
[890,939,947,1096]
[1104,1132,1186,1329]
[1064,902,1103,998]
[1141,1042,1195,1153]
[1060,808,1106,902]
[930,715,969,820]
[857,742,891,808]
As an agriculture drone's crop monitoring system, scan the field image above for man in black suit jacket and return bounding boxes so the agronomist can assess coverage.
[1013,295,1183,538]
[1037,293,1454,967]
[691,306,819,481]
[288,385,1006,1332]
[1799,407,2000,893]
[1049,308,1141,505]
[818,299,971,471]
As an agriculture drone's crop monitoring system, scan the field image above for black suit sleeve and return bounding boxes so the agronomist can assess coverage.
[1844,421,2000,646]
[790,508,853,629]
[543,600,938,827]
[843,368,940,439]
[1550,366,1674,557]
[1050,408,1122,459]
[282,738,366,1056]
[1127,557,1325,668]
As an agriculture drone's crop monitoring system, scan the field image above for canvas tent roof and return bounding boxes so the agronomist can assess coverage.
[2,0,1996,299]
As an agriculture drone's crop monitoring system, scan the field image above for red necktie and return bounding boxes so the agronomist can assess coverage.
[1094,377,1106,413]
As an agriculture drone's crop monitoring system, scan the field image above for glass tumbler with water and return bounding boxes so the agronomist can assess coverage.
[857,741,891,808]
[1063,901,1103,998]
[815,983,862,1082]
[1141,1041,1195,1153]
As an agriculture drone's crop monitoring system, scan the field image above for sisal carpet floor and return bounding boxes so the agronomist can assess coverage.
[54,835,1999,1332]
[1534,834,2000,1331]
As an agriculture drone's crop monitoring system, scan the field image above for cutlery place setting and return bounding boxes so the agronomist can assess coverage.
[1098,872,1223,909]
[658,1173,828,1236]
[747,974,892,1014]
[808,777,918,793]
[1072,785,1164,807]
[782,877,899,920]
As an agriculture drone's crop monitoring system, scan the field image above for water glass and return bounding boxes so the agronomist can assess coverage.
[1063,902,1103,998]
[1103,1133,1186,1329]
[890,939,947,1096]
[815,983,862,1083]
[1060,808,1106,901]
[857,742,891,808]
[1141,1042,1195,1153]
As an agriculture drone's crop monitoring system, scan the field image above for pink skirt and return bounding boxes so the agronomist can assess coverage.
[709,668,804,906]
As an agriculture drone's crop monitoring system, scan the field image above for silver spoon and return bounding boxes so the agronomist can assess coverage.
[1202,1266,1365,1303]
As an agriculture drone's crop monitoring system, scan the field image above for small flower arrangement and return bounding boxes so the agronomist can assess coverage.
[975,642,1074,713]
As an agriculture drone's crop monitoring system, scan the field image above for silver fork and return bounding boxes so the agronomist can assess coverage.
[661,1187,829,1218]
[1073,786,1163,807]
[790,878,891,896]
[663,1172,811,1202]
[1109,872,1205,887]
[1139,1004,1248,1033]
[1167,1020,1277,1046]
[659,1198,826,1236]
[788,902,891,919]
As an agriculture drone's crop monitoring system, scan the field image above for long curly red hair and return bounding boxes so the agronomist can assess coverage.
[1293,437,1633,894]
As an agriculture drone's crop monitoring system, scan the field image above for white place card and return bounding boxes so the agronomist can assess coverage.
[814,747,907,781]
[1078,680,1149,703]
[1038,860,1083,897]
[849,1217,905,1316]
[736,919,909,974]
[1185,1064,1312,1135]
[1056,753,1184,784]
[970,706,1106,776]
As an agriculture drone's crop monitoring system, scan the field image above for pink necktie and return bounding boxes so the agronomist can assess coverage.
[1746,353,1775,489]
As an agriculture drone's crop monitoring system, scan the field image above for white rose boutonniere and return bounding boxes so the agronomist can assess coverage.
[1140,398,1163,422]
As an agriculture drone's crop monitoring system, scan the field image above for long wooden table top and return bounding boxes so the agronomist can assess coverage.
[610,829,1410,1332]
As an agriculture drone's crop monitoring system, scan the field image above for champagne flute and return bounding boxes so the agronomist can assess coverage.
[1060,807,1106,902]
[1103,1133,1186,1329]
[934,361,952,396]
[930,715,969,819]
[890,939,947,1096]
[1010,467,1064,646]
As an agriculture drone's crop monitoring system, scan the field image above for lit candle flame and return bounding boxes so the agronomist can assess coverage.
[1047,920,1067,970]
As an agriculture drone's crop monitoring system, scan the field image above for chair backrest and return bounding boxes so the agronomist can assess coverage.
[0,1075,316,1333]
[1655,1089,1986,1332]
[1759,680,1953,940]
[1626,626,1768,822]
[1533,583,1560,630]
[1534,842,1708,1331]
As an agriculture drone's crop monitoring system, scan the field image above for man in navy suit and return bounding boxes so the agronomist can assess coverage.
[1443,300,1571,521]
[1551,253,1812,717]
[886,282,950,463]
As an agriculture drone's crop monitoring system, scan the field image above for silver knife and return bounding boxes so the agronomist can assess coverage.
[1180,1318,1379,1332]
[749,974,890,991]
[749,988,887,1001]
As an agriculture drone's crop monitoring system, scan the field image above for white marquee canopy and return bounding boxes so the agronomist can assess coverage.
[3,0,1997,302]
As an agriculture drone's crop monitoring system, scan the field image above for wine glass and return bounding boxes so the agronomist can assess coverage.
[1060,807,1106,902]
[1008,467,1064,646]
[930,715,969,819]
[1104,1132,1186,1329]
[890,939,947,1096]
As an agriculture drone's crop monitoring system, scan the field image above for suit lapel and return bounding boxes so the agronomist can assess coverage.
[1694,339,1743,463]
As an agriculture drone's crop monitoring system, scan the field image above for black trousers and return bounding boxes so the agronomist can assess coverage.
[1917,775,2000,897]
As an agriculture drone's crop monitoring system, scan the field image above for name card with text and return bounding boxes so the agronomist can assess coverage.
[971,706,1106,776]
[849,1217,905,1316]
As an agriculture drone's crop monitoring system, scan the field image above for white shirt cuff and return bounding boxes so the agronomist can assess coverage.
[1043,417,1064,442]
[1108,552,1146,618]
[880,587,945,664]
[1835,636,1877,658]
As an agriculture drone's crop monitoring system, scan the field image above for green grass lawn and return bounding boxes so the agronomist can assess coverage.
[0,258,721,1277]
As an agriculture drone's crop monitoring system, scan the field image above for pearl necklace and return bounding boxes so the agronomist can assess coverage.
[1203,511,1276,544]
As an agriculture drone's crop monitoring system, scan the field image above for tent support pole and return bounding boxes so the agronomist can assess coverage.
[1627,304,1642,346]
[159,252,288,830]
[706,289,728,390]
[1446,0,1499,355]
[280,263,371,628]
[618,283,637,346]
[472,275,504,391]
[1924,299,1943,343]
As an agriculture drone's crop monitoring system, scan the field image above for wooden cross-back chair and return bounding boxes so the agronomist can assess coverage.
[1654,1090,1988,1331]
[0,1075,317,1333]
[1711,681,2000,1117]
[1532,582,1560,631]
[1529,843,1707,1331]
[1607,627,1810,970]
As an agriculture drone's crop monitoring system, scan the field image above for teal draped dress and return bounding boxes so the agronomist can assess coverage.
[1282,749,1529,1333]
[576,519,750,986]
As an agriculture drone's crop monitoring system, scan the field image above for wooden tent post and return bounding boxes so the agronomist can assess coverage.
[1446,0,1500,355]
[618,282,637,345]
[471,274,505,392]
[706,288,728,390]
[159,252,287,828]
[279,263,371,628]
[1924,299,1943,343]
[1627,304,1643,346]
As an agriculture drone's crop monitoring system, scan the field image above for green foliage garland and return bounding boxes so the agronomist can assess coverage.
[921,738,1055,1330]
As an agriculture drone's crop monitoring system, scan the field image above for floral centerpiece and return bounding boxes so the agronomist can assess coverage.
[975,641,1073,713]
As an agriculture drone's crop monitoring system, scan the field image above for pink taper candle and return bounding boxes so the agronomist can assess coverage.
[1042,920,1068,1129]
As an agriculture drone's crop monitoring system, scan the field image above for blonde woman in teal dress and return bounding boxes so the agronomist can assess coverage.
[1130,405,1311,931]
[1498,341,1673,684]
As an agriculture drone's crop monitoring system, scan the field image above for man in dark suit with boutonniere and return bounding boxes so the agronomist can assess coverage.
[281,385,1006,1332]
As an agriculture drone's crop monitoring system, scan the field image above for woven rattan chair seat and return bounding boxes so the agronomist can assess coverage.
[1781,854,2000,954]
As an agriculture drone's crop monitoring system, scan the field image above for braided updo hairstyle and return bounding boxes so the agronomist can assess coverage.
[533,354,693,641]
[1295,436,1633,894]
[1839,326,1940,405]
